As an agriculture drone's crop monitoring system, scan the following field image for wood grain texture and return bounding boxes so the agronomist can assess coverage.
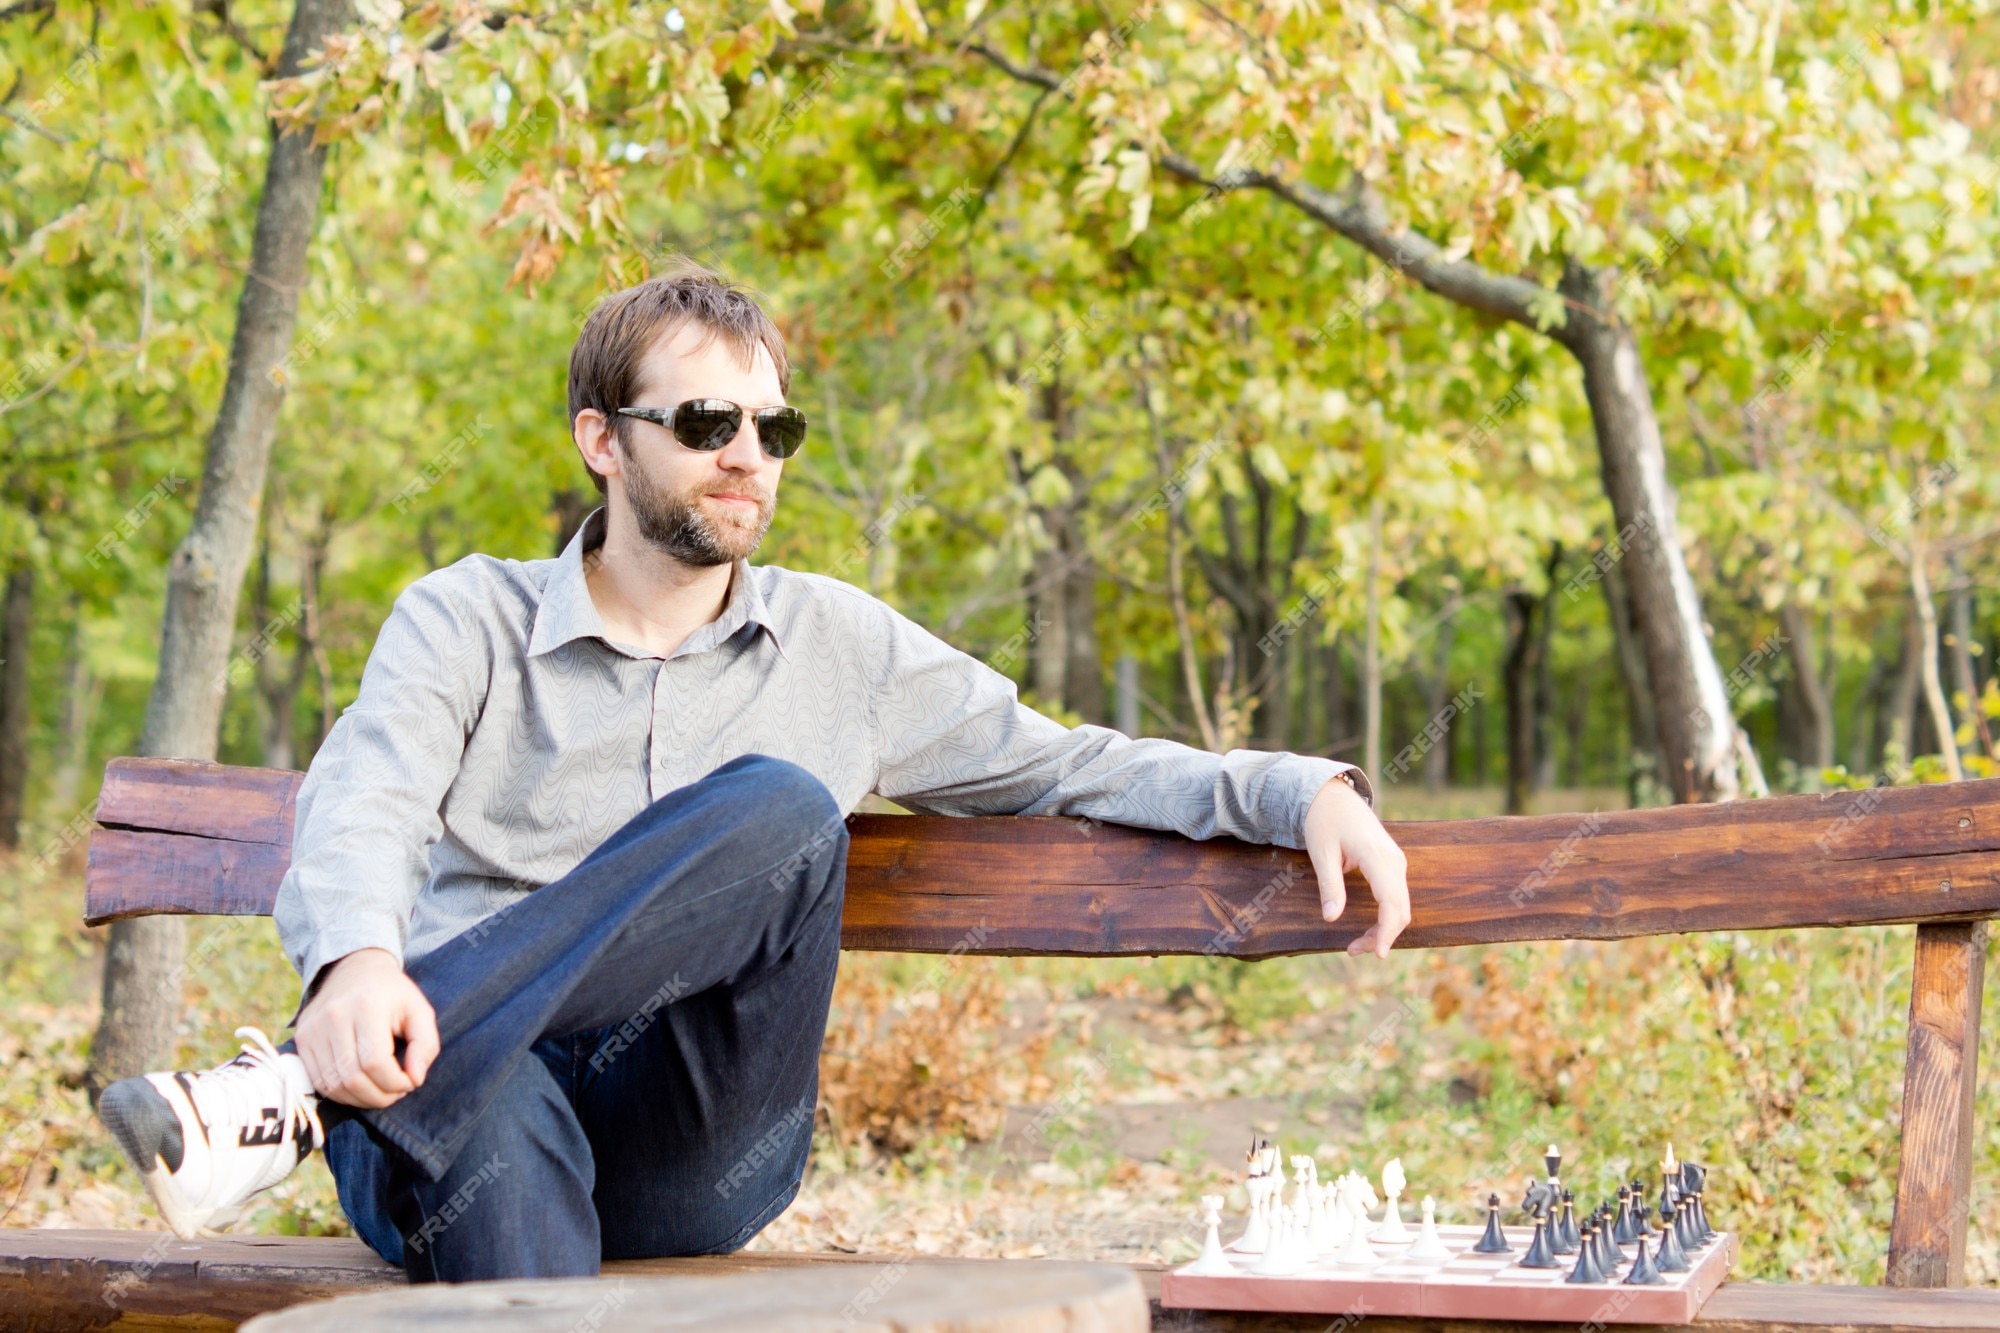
[94,757,304,846]
[236,1264,1149,1332]
[5,1234,1999,1333]
[1886,922,1989,1288]
[83,758,2000,956]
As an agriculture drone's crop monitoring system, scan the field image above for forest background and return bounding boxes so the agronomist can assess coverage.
[3,0,1999,1287]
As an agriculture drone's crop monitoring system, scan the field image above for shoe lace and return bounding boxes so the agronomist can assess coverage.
[192,1026,325,1152]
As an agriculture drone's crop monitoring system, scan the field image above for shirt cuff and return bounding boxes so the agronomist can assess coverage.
[1266,755,1375,849]
[289,928,406,1028]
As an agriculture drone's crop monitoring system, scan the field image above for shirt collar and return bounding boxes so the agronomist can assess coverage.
[528,506,786,662]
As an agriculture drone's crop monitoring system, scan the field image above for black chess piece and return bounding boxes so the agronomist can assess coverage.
[1613,1185,1638,1243]
[1550,1192,1579,1255]
[1519,1213,1561,1269]
[1598,1205,1626,1266]
[1565,1219,1607,1283]
[1474,1193,1512,1253]
[1552,1184,1584,1248]
[1624,1234,1666,1285]
[1546,1146,1563,1181]
[1654,1213,1691,1273]
[1673,1196,1701,1251]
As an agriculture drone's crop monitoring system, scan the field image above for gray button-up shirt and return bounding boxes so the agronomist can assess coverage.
[273,506,1371,1013]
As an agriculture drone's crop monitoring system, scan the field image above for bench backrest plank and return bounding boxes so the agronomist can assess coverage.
[85,757,2000,956]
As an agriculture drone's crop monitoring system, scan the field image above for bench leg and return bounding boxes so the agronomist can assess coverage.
[1886,920,1986,1287]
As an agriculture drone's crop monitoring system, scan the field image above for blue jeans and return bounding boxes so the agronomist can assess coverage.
[307,754,849,1282]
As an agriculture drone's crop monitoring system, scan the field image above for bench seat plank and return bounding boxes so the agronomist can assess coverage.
[5,1230,1999,1333]
[85,759,2000,957]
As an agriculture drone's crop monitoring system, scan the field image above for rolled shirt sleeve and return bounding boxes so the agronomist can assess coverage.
[272,576,489,1019]
[866,599,1372,849]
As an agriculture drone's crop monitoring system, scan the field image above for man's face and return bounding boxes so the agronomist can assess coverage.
[590,324,788,567]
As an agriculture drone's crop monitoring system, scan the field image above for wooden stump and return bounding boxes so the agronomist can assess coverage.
[238,1261,1148,1332]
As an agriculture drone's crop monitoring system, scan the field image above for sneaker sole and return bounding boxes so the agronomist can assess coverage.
[99,1076,212,1240]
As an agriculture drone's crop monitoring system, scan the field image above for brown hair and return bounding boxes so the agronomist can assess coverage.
[566,258,793,494]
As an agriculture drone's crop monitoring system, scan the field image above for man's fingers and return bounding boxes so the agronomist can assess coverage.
[399,997,441,1087]
[1318,871,1348,924]
[1353,840,1412,958]
[355,1018,415,1097]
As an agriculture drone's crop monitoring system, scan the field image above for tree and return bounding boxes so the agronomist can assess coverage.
[88,0,358,1095]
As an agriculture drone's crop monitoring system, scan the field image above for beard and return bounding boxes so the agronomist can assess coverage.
[617,438,775,567]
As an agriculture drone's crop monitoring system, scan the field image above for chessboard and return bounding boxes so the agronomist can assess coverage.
[1160,1223,1739,1324]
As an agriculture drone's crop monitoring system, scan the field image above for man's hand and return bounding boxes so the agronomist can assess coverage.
[1302,776,1411,959]
[295,947,441,1108]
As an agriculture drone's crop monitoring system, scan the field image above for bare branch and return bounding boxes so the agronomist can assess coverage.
[1159,152,1566,339]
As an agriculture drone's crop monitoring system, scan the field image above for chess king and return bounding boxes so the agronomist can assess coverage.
[95,261,1415,1280]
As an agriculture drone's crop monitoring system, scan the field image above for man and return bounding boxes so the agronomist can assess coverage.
[98,261,1411,1281]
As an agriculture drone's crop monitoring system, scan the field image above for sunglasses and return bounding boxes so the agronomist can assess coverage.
[616,399,808,460]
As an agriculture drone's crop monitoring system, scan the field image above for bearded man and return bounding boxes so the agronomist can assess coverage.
[98,261,1411,1281]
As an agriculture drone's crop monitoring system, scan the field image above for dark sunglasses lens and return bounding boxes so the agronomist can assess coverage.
[756,409,808,459]
[674,402,742,451]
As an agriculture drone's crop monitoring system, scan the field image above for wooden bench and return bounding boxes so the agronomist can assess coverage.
[10,755,2000,1330]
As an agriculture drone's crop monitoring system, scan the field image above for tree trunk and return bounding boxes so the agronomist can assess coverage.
[1114,653,1140,738]
[1362,497,1383,788]
[1557,260,1740,803]
[1061,540,1104,724]
[1601,553,1662,805]
[1532,549,1561,793]
[88,0,356,1098]
[1887,602,1924,771]
[1910,550,1965,781]
[52,597,98,814]
[1504,588,1537,816]
[1564,677,1592,789]
[1848,652,1880,772]
[1946,555,1994,761]
[1777,601,1834,775]
[0,562,33,847]
[1026,554,1066,706]
[1324,635,1348,755]
[1421,587,1459,792]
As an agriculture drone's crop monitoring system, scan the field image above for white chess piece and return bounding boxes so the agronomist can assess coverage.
[1307,1178,1337,1254]
[1182,1194,1237,1276]
[1406,1195,1451,1263]
[1291,1155,1316,1213]
[1370,1156,1412,1243]
[1252,1203,1300,1275]
[1332,1184,1381,1267]
[1229,1157,1272,1253]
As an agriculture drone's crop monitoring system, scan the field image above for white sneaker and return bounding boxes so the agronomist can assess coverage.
[99,1026,325,1239]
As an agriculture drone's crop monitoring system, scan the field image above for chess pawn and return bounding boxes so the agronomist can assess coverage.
[1673,1195,1701,1251]
[1599,1204,1627,1265]
[1624,1233,1666,1285]
[1183,1194,1237,1277]
[1653,1213,1691,1273]
[1547,1192,1576,1255]
[1473,1193,1512,1254]
[1333,1208,1381,1267]
[1324,1179,1353,1249]
[1565,1218,1607,1284]
[1556,1189,1581,1252]
[1251,1204,1298,1275]
[1612,1185,1638,1243]
[1406,1196,1451,1263]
